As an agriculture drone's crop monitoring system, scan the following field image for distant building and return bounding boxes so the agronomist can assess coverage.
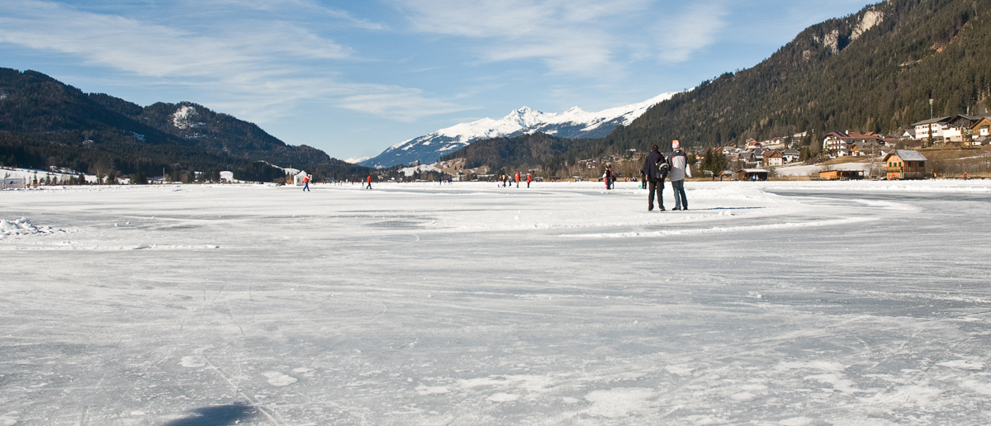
[913,115,991,142]
[782,149,801,163]
[762,149,784,166]
[971,117,991,140]
[883,150,927,180]
[913,117,951,141]
[738,169,768,181]
[819,170,864,180]
[822,131,885,156]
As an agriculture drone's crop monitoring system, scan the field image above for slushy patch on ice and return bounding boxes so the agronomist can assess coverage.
[180,356,206,368]
[583,387,655,418]
[937,360,985,370]
[0,414,19,426]
[486,392,519,402]
[0,217,65,239]
[415,384,450,395]
[262,371,297,387]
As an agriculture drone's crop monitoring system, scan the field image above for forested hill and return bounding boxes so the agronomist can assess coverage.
[603,0,991,151]
[0,68,368,181]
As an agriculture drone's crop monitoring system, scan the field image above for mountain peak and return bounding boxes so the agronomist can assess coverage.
[360,92,679,168]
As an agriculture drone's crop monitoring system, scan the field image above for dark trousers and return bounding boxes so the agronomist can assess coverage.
[648,180,664,210]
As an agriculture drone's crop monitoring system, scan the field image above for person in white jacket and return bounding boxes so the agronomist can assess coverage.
[668,139,691,210]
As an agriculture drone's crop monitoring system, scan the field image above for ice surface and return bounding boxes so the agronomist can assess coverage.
[2,180,991,424]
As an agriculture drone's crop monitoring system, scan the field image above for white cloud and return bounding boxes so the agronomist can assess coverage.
[338,85,477,122]
[391,0,733,74]
[655,3,730,63]
[0,0,463,123]
[391,0,651,77]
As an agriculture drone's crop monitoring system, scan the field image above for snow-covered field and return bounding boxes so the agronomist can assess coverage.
[2,180,991,425]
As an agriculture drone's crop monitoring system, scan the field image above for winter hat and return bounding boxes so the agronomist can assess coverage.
[672,139,681,149]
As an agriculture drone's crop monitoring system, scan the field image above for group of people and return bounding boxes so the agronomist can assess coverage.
[303,174,374,191]
[641,139,691,211]
[501,172,533,188]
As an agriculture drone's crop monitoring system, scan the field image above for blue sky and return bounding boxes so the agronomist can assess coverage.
[0,0,875,161]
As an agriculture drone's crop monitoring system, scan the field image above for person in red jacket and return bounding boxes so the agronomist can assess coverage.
[302,174,311,192]
[366,175,372,190]
[526,173,532,188]
[515,172,520,188]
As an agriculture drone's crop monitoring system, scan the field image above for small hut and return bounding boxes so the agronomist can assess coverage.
[738,169,768,181]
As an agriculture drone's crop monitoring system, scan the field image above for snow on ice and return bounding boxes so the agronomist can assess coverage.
[1,180,991,424]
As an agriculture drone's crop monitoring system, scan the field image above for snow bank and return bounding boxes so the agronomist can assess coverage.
[0,218,65,239]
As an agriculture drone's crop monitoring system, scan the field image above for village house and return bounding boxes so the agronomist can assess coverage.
[912,115,991,143]
[762,149,784,166]
[782,149,801,163]
[822,131,885,156]
[883,150,927,180]
[913,117,951,141]
[971,117,991,144]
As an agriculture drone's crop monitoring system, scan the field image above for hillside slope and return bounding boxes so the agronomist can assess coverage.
[0,68,365,180]
[605,0,991,151]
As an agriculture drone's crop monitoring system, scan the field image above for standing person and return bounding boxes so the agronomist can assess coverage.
[526,173,532,188]
[515,171,520,188]
[366,175,373,190]
[302,174,311,192]
[641,145,666,211]
[604,165,614,190]
[668,139,691,210]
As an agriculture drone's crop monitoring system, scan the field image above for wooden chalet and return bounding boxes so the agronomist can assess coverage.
[819,170,864,180]
[883,150,927,180]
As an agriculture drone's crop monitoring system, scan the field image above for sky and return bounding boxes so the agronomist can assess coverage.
[0,0,876,161]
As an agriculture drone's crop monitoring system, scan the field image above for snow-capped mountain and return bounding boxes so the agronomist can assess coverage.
[359,92,678,168]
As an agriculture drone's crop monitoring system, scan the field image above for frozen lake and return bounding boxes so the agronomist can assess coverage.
[2,180,991,425]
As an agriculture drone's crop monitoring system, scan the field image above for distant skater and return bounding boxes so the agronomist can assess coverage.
[515,172,520,188]
[604,165,614,190]
[366,175,373,190]
[669,139,691,210]
[302,174,311,191]
[641,144,666,211]
[526,173,532,188]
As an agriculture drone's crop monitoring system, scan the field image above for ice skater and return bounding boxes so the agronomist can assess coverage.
[302,174,311,191]
[366,175,373,189]
[669,139,691,210]
[641,144,666,211]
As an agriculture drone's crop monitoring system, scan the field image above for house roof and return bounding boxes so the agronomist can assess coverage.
[887,149,927,162]
[912,116,952,126]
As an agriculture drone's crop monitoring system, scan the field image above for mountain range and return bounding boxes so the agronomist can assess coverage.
[359,92,676,168]
[0,68,366,181]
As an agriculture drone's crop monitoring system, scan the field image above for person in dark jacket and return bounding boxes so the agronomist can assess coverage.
[641,144,666,211]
